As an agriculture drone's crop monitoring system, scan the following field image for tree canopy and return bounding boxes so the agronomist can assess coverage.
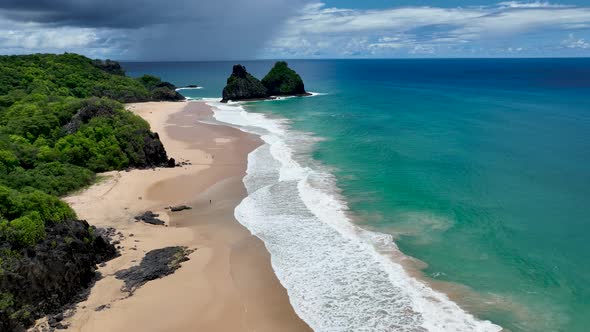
[0,53,177,251]
[0,53,183,328]
[261,61,306,96]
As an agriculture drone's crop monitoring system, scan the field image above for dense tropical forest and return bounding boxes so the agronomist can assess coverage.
[0,53,183,331]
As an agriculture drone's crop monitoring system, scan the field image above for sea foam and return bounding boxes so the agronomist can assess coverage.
[206,100,502,332]
[175,86,204,91]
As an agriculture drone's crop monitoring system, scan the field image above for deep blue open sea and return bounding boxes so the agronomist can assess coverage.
[124,59,590,332]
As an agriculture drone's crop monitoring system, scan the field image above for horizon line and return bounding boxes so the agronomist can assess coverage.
[116,55,590,63]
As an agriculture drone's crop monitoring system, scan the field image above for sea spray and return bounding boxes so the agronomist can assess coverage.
[205,100,502,332]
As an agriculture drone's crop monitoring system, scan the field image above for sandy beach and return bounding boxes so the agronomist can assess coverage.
[51,101,311,332]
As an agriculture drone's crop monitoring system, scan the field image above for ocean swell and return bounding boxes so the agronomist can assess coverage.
[205,100,502,332]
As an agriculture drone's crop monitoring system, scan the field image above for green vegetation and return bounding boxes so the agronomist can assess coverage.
[0,54,179,328]
[261,61,307,96]
[0,53,183,102]
[0,53,177,250]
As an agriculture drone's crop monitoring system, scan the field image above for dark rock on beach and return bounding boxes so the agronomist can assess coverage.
[169,205,192,212]
[115,246,193,294]
[167,157,176,168]
[140,131,170,168]
[134,211,165,226]
[94,304,110,312]
[0,221,117,332]
[221,65,268,102]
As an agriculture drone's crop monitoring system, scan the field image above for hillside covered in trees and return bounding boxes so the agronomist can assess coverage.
[0,53,182,331]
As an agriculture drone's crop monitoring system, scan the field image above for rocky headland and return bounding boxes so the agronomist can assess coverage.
[0,220,117,331]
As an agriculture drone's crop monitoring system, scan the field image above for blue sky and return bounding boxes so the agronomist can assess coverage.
[0,0,589,59]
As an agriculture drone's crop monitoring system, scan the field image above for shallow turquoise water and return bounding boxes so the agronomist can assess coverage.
[125,59,590,331]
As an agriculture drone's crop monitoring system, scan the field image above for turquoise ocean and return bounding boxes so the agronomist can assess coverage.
[124,59,590,332]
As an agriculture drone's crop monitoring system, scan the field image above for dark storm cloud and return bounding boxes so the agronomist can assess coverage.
[0,0,214,28]
[0,0,311,60]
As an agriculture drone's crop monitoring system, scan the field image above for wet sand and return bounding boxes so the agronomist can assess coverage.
[54,101,311,332]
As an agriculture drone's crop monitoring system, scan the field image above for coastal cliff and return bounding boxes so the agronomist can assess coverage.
[0,53,180,330]
[221,65,268,102]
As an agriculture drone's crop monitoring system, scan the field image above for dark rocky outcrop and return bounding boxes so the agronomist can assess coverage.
[136,74,185,102]
[115,247,192,294]
[91,59,125,76]
[221,65,268,102]
[169,205,192,212]
[63,97,118,135]
[261,61,308,96]
[166,157,176,168]
[0,220,117,332]
[61,97,171,169]
[134,211,165,226]
[150,86,185,101]
[140,132,170,168]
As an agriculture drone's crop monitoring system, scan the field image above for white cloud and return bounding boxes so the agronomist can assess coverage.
[263,1,590,58]
[0,18,117,57]
[410,45,435,55]
[562,33,590,49]
[497,1,569,9]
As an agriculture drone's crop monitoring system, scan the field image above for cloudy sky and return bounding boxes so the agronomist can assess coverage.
[0,0,589,60]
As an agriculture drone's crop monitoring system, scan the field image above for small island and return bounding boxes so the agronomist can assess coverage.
[221,65,268,102]
[262,61,309,97]
[221,62,310,102]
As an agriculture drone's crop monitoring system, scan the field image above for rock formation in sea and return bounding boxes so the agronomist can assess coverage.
[261,61,308,96]
[221,62,309,102]
[221,65,268,102]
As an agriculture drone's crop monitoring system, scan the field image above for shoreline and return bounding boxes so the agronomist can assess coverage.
[47,101,310,331]
[206,99,504,332]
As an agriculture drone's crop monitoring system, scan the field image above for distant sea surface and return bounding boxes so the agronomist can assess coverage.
[124,59,590,332]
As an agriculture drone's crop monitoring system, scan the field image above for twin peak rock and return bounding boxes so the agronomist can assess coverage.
[221,61,310,102]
